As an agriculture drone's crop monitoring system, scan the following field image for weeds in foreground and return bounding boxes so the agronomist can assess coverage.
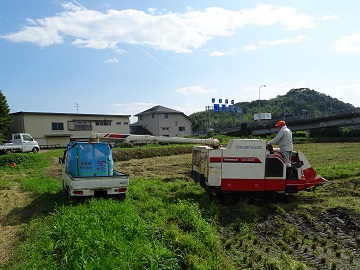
[7,180,232,270]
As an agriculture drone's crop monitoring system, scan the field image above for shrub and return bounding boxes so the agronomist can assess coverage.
[0,153,32,166]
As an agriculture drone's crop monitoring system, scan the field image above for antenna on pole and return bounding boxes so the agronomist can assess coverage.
[76,103,79,113]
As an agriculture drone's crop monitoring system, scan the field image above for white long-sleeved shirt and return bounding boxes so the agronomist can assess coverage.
[268,125,293,151]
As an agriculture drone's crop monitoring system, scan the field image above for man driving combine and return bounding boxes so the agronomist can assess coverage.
[267,120,293,175]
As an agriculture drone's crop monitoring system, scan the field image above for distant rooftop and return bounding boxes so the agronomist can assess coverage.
[11,111,131,118]
[135,105,189,119]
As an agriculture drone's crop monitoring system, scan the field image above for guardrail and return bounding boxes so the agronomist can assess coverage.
[39,144,62,149]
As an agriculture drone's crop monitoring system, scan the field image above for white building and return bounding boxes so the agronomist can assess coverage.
[134,105,192,137]
[9,111,131,148]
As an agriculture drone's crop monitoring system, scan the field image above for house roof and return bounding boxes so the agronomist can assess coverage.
[134,105,189,119]
[11,111,131,118]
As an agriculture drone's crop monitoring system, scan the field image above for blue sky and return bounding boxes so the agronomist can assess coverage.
[1,1,359,123]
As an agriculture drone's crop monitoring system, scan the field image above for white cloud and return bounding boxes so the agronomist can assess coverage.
[112,101,158,123]
[173,101,193,116]
[244,35,306,51]
[1,3,315,53]
[335,34,360,53]
[239,4,314,29]
[176,86,217,95]
[103,58,118,63]
[61,2,83,12]
[2,25,63,47]
[69,0,86,10]
[243,44,258,51]
[112,101,157,111]
[209,50,233,56]
[148,7,157,14]
[319,15,339,21]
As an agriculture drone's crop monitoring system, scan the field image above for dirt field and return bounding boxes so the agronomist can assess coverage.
[0,184,33,264]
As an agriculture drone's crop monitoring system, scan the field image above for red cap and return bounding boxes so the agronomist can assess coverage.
[275,120,286,127]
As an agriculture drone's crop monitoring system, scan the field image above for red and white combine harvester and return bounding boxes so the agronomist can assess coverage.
[92,132,324,196]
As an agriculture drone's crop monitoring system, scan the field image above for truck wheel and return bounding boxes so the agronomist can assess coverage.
[68,193,75,202]
[116,193,126,200]
[62,182,75,201]
[32,147,39,153]
[62,182,68,196]
[67,190,76,202]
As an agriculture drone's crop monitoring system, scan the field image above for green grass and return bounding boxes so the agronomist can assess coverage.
[2,143,360,269]
[7,180,231,270]
[12,199,182,269]
[0,151,63,194]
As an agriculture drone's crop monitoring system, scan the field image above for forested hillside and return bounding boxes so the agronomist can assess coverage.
[190,88,358,133]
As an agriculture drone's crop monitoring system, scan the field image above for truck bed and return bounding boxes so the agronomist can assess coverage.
[62,170,129,198]
[0,144,22,150]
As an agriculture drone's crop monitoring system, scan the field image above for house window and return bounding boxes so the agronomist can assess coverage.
[179,126,185,131]
[162,127,170,131]
[75,121,92,131]
[95,120,111,126]
[116,122,122,125]
[152,113,155,118]
[175,121,178,126]
[52,122,64,131]
[161,113,168,119]
[124,122,129,125]
[68,121,92,131]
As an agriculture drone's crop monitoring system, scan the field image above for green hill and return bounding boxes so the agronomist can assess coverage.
[190,88,358,133]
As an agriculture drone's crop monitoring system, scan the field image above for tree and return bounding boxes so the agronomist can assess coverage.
[0,90,13,141]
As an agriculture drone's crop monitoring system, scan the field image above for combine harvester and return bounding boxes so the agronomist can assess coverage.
[92,132,324,196]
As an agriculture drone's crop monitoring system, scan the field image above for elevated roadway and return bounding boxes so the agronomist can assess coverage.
[247,112,360,136]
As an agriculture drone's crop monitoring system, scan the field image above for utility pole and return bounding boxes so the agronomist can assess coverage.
[206,105,211,132]
[258,85,266,124]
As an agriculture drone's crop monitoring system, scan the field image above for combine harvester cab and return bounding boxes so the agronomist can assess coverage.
[191,139,324,195]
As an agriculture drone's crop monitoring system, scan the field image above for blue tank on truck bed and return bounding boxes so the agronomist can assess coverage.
[60,141,129,200]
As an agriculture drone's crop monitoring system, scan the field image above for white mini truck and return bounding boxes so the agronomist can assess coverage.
[60,141,129,200]
[0,133,40,155]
